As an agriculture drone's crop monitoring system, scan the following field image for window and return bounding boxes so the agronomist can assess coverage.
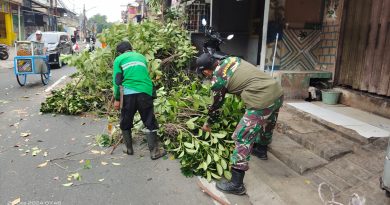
[285,0,323,29]
[60,35,68,42]
[185,1,210,33]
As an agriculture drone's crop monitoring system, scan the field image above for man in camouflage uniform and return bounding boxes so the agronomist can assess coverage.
[196,53,283,195]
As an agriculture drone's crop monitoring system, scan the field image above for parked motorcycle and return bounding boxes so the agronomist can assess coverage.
[201,19,234,60]
[85,36,96,52]
[0,43,9,60]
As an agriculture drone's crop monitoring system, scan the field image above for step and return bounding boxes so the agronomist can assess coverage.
[247,152,323,205]
[245,169,287,205]
[306,167,352,195]
[277,109,354,161]
[335,175,390,204]
[269,132,328,175]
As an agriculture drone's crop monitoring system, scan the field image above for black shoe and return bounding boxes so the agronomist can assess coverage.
[122,130,134,155]
[252,144,268,160]
[216,168,246,195]
[147,131,166,160]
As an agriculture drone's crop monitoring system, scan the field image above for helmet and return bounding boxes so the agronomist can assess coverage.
[35,30,42,35]
[116,41,133,54]
[196,53,214,74]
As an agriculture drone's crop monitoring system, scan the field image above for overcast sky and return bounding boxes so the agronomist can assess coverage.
[64,0,134,22]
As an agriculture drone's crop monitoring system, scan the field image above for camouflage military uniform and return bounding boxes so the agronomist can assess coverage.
[209,57,283,171]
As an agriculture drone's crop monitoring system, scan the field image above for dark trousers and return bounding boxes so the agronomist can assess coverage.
[120,93,158,131]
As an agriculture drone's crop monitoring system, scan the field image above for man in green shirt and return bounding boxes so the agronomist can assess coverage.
[113,41,166,160]
[197,53,284,195]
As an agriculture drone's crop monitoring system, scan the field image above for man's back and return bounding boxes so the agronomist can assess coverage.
[112,51,153,98]
[226,59,283,109]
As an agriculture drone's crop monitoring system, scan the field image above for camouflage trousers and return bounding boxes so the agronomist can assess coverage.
[231,95,283,171]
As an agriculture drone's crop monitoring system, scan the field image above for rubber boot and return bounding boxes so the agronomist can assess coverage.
[252,144,268,160]
[122,130,134,155]
[216,168,246,195]
[147,131,167,160]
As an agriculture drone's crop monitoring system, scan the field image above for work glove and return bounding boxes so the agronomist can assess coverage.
[114,100,120,110]
[202,122,212,133]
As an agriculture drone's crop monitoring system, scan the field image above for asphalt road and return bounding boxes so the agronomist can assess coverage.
[0,65,250,205]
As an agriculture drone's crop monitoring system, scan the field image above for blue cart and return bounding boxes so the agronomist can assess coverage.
[14,41,50,86]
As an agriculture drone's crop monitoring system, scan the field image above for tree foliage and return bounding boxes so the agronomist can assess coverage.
[88,14,113,33]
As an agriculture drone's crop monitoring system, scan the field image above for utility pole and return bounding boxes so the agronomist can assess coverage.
[18,4,21,40]
[83,4,86,40]
[54,0,57,31]
[48,0,52,31]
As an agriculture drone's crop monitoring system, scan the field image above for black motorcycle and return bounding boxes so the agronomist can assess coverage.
[0,44,9,60]
[201,19,234,60]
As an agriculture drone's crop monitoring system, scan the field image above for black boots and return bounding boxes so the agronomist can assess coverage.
[252,144,268,160]
[122,130,134,155]
[216,168,246,195]
[147,131,167,160]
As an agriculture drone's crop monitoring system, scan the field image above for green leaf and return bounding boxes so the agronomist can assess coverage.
[212,133,227,139]
[198,129,203,136]
[178,151,184,158]
[84,159,92,169]
[194,140,200,150]
[213,153,220,161]
[185,148,197,154]
[196,162,204,170]
[221,159,228,169]
[206,171,212,182]
[185,117,198,130]
[184,142,194,149]
[164,139,171,146]
[218,144,225,151]
[205,132,210,139]
[213,137,218,144]
[201,141,210,146]
[186,121,195,130]
[202,162,208,171]
[206,154,212,165]
[211,172,222,179]
[216,163,223,176]
[62,182,73,187]
[224,170,232,180]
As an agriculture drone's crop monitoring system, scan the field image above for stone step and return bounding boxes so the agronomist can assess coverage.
[306,167,352,195]
[247,153,323,205]
[245,169,287,205]
[269,132,328,175]
[277,109,354,161]
[335,175,390,205]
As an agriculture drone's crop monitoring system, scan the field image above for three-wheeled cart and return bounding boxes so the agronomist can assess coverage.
[380,138,390,197]
[13,41,50,86]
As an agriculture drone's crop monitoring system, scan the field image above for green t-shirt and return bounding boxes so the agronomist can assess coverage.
[112,51,153,100]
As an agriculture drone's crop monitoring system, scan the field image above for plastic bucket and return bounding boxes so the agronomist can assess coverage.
[321,90,341,105]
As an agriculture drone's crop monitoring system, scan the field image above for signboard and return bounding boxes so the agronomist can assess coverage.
[17,59,33,72]
[0,1,10,13]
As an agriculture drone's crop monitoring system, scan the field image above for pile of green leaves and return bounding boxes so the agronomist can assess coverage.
[155,76,244,181]
[100,20,196,88]
[41,49,113,114]
[40,19,244,182]
[41,19,196,115]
